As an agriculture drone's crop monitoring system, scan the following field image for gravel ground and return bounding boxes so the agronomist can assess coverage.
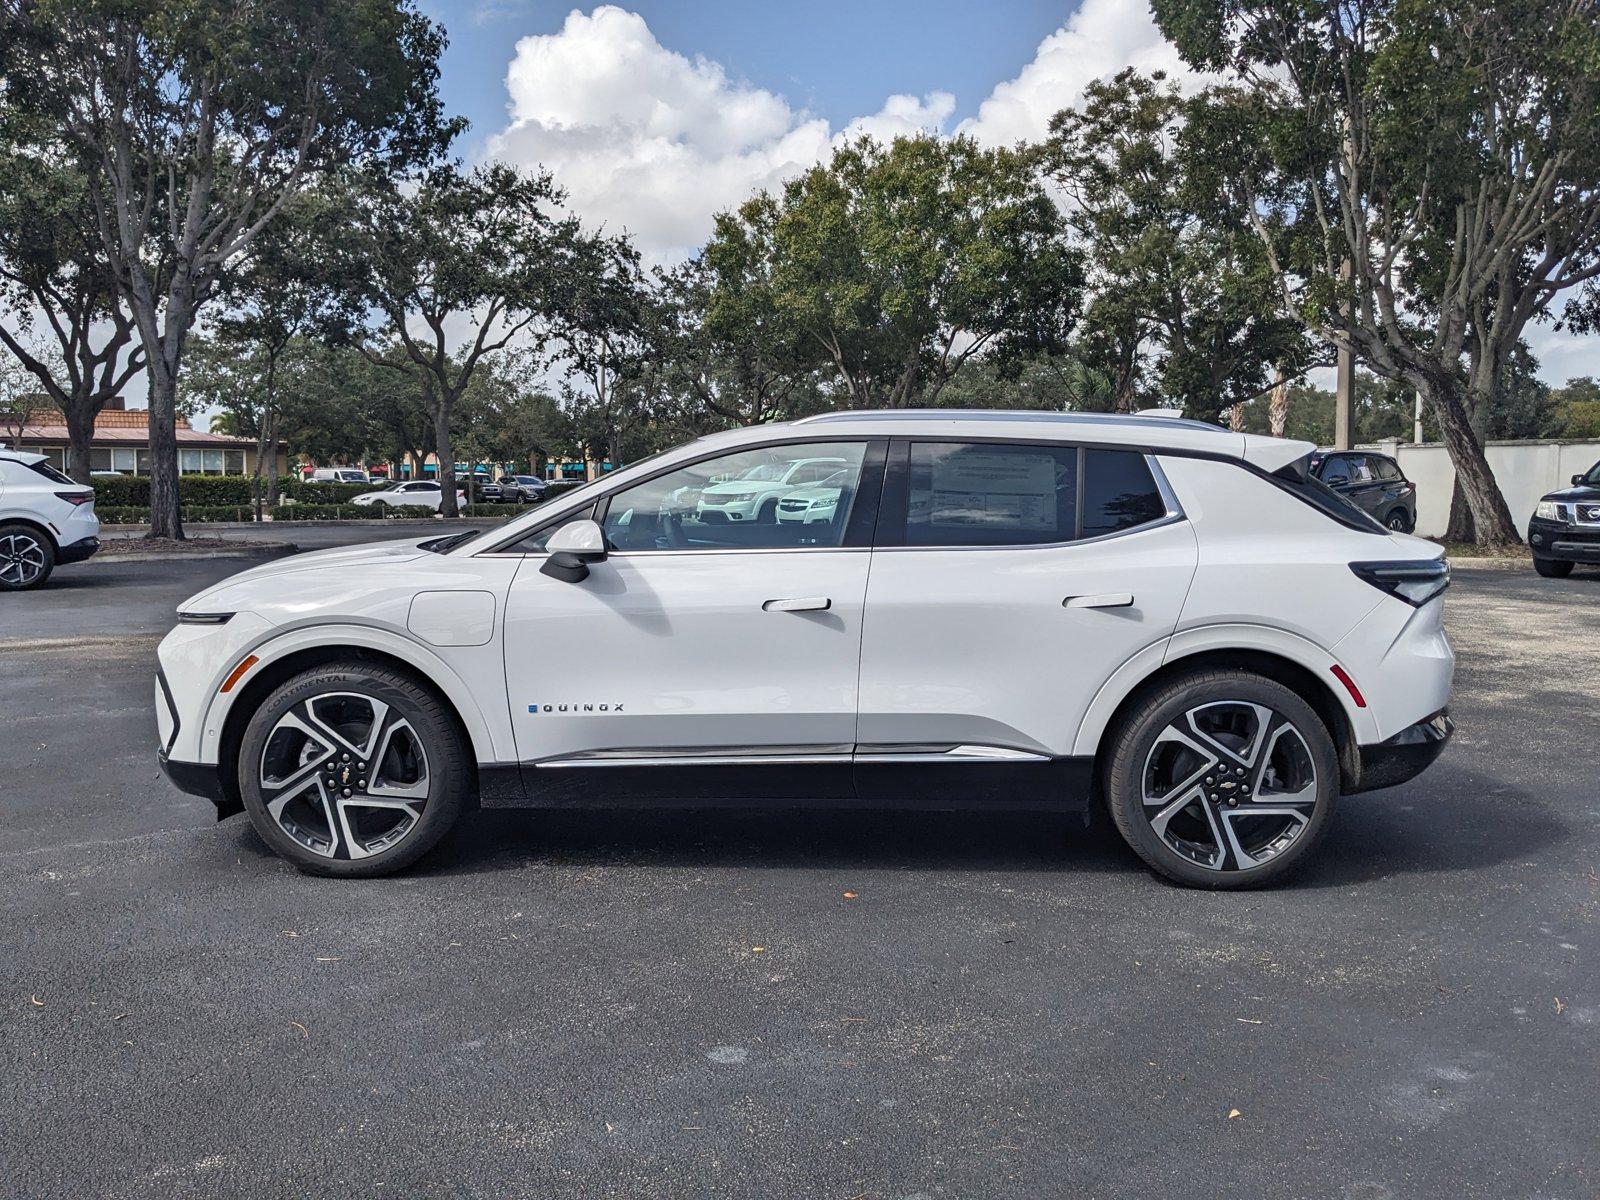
[2,549,1596,1200]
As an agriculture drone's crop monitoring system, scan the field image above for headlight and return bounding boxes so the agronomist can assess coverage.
[1535,500,1565,521]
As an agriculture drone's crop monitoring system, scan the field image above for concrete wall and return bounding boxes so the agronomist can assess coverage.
[1356,438,1600,538]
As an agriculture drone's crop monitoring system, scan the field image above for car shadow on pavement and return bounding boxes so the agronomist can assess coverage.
[411,804,1138,879]
[221,762,1566,885]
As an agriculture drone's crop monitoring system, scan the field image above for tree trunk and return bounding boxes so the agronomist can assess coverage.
[146,367,184,540]
[66,401,96,485]
[1444,479,1475,544]
[1228,402,1246,432]
[433,399,458,518]
[1418,375,1518,547]
[1268,367,1289,438]
[264,415,280,507]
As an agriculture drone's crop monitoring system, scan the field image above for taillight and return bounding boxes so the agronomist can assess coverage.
[1350,558,1450,606]
[55,491,93,505]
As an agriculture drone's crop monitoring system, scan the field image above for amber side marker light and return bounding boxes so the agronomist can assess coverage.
[220,655,260,694]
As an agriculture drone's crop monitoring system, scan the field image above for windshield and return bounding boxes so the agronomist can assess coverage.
[1584,462,1600,486]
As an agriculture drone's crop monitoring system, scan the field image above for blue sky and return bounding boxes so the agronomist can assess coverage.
[422,0,1076,155]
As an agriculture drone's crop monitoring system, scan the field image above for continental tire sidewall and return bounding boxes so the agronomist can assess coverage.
[1106,670,1340,889]
[237,662,470,877]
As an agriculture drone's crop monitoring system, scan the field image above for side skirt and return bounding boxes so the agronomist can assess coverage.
[482,749,1095,812]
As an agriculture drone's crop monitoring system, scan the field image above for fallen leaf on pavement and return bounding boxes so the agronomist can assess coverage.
[1228,1109,1242,1119]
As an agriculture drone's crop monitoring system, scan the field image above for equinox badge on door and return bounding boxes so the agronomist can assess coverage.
[528,702,625,714]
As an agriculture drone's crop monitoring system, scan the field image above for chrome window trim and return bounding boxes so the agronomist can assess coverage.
[471,434,882,558]
[474,437,1190,557]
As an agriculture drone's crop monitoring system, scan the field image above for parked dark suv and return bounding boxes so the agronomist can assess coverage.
[1527,460,1600,578]
[1309,451,1417,532]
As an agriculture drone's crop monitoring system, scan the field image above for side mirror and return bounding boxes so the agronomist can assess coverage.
[1575,474,1586,486]
[539,518,607,583]
[1325,473,1349,487]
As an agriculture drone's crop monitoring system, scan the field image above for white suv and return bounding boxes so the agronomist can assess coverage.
[350,480,465,511]
[0,449,99,590]
[155,410,1454,887]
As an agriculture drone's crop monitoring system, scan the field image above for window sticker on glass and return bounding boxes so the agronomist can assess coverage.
[928,450,1057,529]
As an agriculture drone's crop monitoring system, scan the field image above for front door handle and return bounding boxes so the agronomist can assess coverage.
[1064,593,1134,609]
[763,596,832,612]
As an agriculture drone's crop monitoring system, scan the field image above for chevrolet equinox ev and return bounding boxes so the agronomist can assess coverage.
[156,410,1454,888]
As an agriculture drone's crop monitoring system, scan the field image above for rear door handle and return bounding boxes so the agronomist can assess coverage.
[763,596,832,612]
[1063,593,1134,609]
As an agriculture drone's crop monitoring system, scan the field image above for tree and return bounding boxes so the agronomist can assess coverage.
[560,235,664,470]
[205,192,361,508]
[1552,377,1600,438]
[1155,0,1600,546]
[1044,70,1313,422]
[710,134,1083,409]
[668,231,813,428]
[0,117,142,482]
[2,0,457,536]
[330,163,587,516]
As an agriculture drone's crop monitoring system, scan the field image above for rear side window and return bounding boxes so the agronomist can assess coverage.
[1374,457,1403,481]
[1272,455,1386,533]
[27,461,75,485]
[896,442,1169,547]
[905,442,1077,546]
[1082,450,1167,538]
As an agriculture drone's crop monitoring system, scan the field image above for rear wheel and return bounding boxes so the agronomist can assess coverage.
[0,524,55,590]
[1105,669,1339,889]
[1385,508,1412,532]
[1534,557,1574,578]
[237,661,471,877]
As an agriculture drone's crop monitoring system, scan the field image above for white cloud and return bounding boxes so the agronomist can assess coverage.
[957,0,1200,147]
[484,6,956,261]
[485,6,950,261]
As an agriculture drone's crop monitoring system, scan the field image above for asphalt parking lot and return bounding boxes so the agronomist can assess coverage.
[3,535,1597,1199]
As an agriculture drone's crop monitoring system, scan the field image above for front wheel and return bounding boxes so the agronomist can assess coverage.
[1105,669,1339,889]
[1534,557,1574,579]
[0,524,55,590]
[237,661,471,877]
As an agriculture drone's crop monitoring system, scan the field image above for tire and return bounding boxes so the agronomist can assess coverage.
[1534,557,1574,578]
[757,498,779,524]
[0,524,55,591]
[1104,668,1339,889]
[1385,508,1412,533]
[236,661,471,877]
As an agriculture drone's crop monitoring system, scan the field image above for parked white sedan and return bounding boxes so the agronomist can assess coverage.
[350,481,465,512]
[775,468,853,525]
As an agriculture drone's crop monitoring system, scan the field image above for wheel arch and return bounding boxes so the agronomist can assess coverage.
[0,515,60,552]
[1075,630,1376,794]
[203,628,503,814]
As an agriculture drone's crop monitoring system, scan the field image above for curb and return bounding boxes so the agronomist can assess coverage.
[99,518,502,533]
[1447,556,1533,572]
[89,543,299,565]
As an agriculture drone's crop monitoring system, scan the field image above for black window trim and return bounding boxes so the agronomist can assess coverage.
[873,436,1184,552]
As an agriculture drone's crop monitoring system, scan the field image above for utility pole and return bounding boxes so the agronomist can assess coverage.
[1335,257,1354,450]
[1335,341,1354,450]
[1413,390,1423,444]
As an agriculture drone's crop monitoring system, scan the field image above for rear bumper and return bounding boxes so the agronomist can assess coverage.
[1351,709,1452,794]
[57,535,100,563]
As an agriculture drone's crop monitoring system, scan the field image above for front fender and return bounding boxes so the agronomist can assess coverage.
[192,622,510,767]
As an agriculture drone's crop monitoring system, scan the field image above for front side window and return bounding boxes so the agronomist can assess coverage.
[602,442,869,552]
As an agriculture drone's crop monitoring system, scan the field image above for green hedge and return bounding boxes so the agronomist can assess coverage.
[90,474,386,506]
[271,503,438,521]
[96,503,263,524]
